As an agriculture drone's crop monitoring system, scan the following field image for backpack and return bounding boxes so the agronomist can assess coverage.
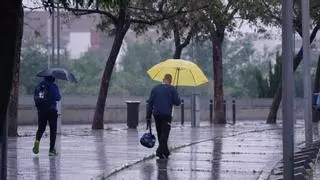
[34,82,52,110]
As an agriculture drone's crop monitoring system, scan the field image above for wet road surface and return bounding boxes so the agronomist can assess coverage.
[6,121,319,180]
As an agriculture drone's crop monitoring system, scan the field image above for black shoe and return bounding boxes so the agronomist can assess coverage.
[163,154,169,159]
[156,153,166,159]
[156,152,162,157]
[164,152,170,158]
[48,149,58,156]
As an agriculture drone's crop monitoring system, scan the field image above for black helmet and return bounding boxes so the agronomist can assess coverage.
[140,132,156,148]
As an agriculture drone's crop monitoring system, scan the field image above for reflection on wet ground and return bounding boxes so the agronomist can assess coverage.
[6,121,319,180]
[108,128,282,180]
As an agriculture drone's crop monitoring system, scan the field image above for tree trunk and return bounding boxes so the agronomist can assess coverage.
[266,82,282,123]
[172,20,195,60]
[266,25,320,123]
[173,46,183,59]
[8,4,23,137]
[211,32,226,124]
[312,54,320,122]
[1,1,21,179]
[92,22,130,129]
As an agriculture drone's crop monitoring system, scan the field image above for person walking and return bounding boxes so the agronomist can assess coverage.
[32,76,61,156]
[146,74,181,159]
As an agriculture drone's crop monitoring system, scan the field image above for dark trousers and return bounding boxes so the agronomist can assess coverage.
[36,109,58,151]
[154,114,172,157]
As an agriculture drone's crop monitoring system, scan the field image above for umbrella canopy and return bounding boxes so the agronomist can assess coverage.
[36,68,78,83]
[147,59,208,87]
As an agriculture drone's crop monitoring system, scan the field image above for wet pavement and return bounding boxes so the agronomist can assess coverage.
[6,120,320,180]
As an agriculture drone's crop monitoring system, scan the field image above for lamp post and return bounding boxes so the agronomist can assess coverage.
[282,0,294,179]
[302,0,312,146]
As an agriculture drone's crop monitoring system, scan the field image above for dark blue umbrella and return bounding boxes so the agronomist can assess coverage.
[36,68,78,83]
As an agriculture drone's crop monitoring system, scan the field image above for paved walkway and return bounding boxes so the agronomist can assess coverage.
[6,120,319,180]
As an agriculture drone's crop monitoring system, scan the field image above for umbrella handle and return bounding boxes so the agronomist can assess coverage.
[175,68,180,91]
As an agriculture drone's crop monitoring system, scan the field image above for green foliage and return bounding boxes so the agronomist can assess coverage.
[184,35,258,97]
[100,0,129,8]
[223,36,256,89]
[20,40,48,94]
[268,52,281,96]
[21,34,314,98]
[237,64,262,98]
[60,48,107,95]
[20,39,73,94]
[185,40,212,78]
[109,40,168,96]
[252,0,320,31]
[254,53,281,98]
[251,52,306,99]
[255,67,268,98]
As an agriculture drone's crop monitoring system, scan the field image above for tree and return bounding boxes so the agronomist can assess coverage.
[1,1,22,179]
[20,40,49,94]
[256,0,320,123]
[61,48,106,95]
[183,34,267,97]
[196,0,259,124]
[185,40,212,78]
[255,53,282,98]
[255,67,268,98]
[7,3,24,137]
[222,35,257,94]
[155,1,202,59]
[110,41,162,96]
[268,53,282,98]
[45,0,203,129]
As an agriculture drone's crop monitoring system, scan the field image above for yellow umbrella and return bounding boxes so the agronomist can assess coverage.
[147,59,208,86]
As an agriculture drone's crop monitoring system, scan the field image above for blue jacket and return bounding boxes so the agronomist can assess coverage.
[43,79,61,110]
[146,84,181,119]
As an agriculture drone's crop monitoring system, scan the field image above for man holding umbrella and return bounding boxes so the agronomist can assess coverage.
[33,76,61,156]
[146,74,181,159]
[146,59,208,159]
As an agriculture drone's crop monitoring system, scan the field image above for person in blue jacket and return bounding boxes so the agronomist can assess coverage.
[147,74,181,159]
[33,76,61,156]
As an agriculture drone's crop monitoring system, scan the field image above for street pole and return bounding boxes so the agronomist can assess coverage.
[47,18,51,68]
[56,2,62,134]
[282,0,294,179]
[57,3,60,67]
[302,0,312,146]
[51,3,55,67]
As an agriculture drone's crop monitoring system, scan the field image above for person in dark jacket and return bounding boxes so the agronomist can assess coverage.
[147,74,181,159]
[33,76,61,156]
